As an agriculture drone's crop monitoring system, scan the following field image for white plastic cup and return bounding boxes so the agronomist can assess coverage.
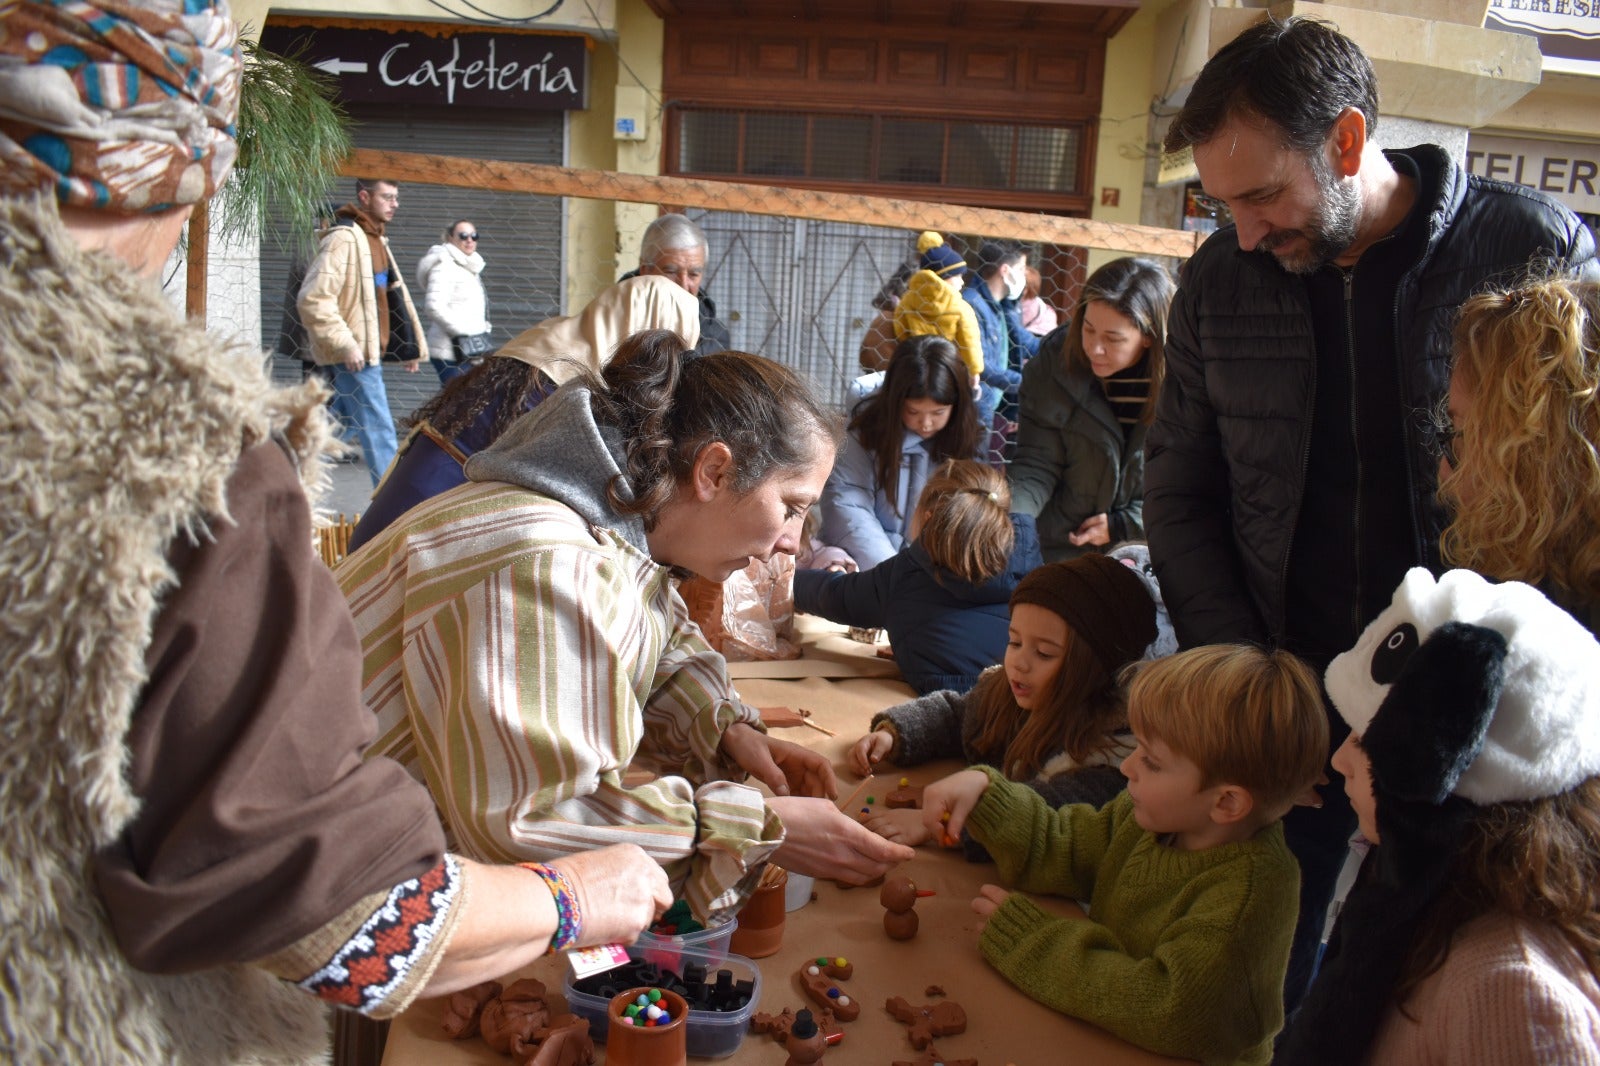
[783,872,815,912]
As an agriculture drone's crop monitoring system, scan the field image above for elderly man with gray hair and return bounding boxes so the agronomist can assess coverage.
[623,212,732,354]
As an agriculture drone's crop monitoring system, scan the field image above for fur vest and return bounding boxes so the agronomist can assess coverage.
[0,196,337,1064]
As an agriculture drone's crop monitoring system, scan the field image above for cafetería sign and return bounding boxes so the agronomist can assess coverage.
[261,20,588,111]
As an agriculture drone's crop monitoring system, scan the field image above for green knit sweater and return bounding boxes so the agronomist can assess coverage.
[967,770,1300,1065]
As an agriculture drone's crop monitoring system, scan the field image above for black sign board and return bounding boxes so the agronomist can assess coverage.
[261,22,588,112]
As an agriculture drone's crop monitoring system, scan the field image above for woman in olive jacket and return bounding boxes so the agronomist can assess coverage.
[1007,258,1175,562]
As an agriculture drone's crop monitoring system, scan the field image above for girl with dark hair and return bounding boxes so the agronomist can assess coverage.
[1008,256,1175,562]
[339,330,914,924]
[819,334,982,569]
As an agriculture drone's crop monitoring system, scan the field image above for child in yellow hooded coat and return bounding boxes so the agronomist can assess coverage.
[894,231,986,405]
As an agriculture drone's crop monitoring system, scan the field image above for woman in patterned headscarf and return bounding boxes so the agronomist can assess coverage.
[0,4,667,1063]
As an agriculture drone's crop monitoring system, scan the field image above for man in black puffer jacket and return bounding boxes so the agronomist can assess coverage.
[1145,14,1598,1016]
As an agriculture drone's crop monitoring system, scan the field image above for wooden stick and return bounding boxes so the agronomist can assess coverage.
[837,773,875,812]
[796,709,837,737]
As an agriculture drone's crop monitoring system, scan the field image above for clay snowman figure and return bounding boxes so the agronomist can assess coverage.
[784,1008,827,1065]
[880,874,920,940]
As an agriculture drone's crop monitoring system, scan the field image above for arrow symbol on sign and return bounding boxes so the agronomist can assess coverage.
[313,58,369,76]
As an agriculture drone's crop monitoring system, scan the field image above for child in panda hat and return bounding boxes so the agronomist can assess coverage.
[1276,568,1600,1065]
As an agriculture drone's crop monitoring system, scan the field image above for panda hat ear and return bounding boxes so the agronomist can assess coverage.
[1361,622,1506,805]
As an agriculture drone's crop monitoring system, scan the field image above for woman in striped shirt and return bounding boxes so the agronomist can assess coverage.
[340,330,914,923]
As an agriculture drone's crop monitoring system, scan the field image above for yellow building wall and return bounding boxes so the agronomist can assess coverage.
[566,39,619,311]
[612,0,667,284]
[1087,3,1164,275]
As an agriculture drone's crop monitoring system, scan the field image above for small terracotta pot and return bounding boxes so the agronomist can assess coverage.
[606,986,688,1066]
[728,869,787,958]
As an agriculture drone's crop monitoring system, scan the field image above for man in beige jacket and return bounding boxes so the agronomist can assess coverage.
[297,177,427,485]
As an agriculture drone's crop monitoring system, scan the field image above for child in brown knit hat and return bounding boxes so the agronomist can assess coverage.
[851,554,1160,844]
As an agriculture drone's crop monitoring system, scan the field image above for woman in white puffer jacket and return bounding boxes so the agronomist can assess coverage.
[416,220,492,384]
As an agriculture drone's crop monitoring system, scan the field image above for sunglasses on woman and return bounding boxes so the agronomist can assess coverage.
[453,231,479,241]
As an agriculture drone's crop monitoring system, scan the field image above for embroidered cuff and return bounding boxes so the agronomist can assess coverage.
[257,854,465,1019]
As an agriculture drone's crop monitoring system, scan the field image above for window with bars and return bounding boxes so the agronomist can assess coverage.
[675,107,1085,195]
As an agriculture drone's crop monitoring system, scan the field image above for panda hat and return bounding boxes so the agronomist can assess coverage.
[1279,568,1600,1066]
[1326,567,1600,807]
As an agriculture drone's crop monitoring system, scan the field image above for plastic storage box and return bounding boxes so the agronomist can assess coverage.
[562,945,761,1059]
[632,913,737,971]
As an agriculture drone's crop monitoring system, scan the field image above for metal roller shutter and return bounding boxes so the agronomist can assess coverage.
[262,102,565,423]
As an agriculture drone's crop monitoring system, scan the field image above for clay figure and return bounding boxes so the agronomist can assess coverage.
[880,875,919,940]
[884,908,918,939]
[480,978,552,1054]
[785,1008,827,1065]
[752,1006,843,1046]
[441,979,503,1039]
[885,996,967,1049]
[751,1006,798,1038]
[798,960,861,1021]
[885,777,922,809]
[513,1015,595,1066]
[892,1046,977,1066]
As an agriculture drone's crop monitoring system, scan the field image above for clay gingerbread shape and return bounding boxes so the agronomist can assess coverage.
[891,1046,977,1066]
[784,1008,827,1066]
[798,957,860,1021]
[885,996,968,1049]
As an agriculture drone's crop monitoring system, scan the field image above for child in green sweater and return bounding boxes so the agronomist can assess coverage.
[922,643,1329,1066]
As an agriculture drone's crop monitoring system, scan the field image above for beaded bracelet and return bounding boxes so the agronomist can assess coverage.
[520,862,582,953]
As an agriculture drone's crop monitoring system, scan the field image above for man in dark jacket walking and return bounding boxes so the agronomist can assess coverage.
[1145,14,1597,1013]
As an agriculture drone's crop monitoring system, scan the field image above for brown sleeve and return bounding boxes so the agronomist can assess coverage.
[93,440,448,972]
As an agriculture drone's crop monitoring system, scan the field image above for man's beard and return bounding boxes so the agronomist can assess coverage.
[1256,157,1361,275]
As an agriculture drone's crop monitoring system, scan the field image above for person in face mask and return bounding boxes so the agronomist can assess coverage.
[963,241,1040,442]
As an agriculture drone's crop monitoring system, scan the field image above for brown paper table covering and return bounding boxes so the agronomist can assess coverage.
[380,618,1194,1066]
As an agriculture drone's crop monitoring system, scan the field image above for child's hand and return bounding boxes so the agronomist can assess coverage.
[971,883,1011,927]
[921,769,990,846]
[848,729,894,777]
[862,807,930,846]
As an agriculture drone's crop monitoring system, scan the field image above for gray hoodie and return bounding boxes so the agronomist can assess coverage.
[464,382,650,555]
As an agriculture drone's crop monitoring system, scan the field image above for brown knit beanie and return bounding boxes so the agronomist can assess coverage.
[1010,554,1158,673]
